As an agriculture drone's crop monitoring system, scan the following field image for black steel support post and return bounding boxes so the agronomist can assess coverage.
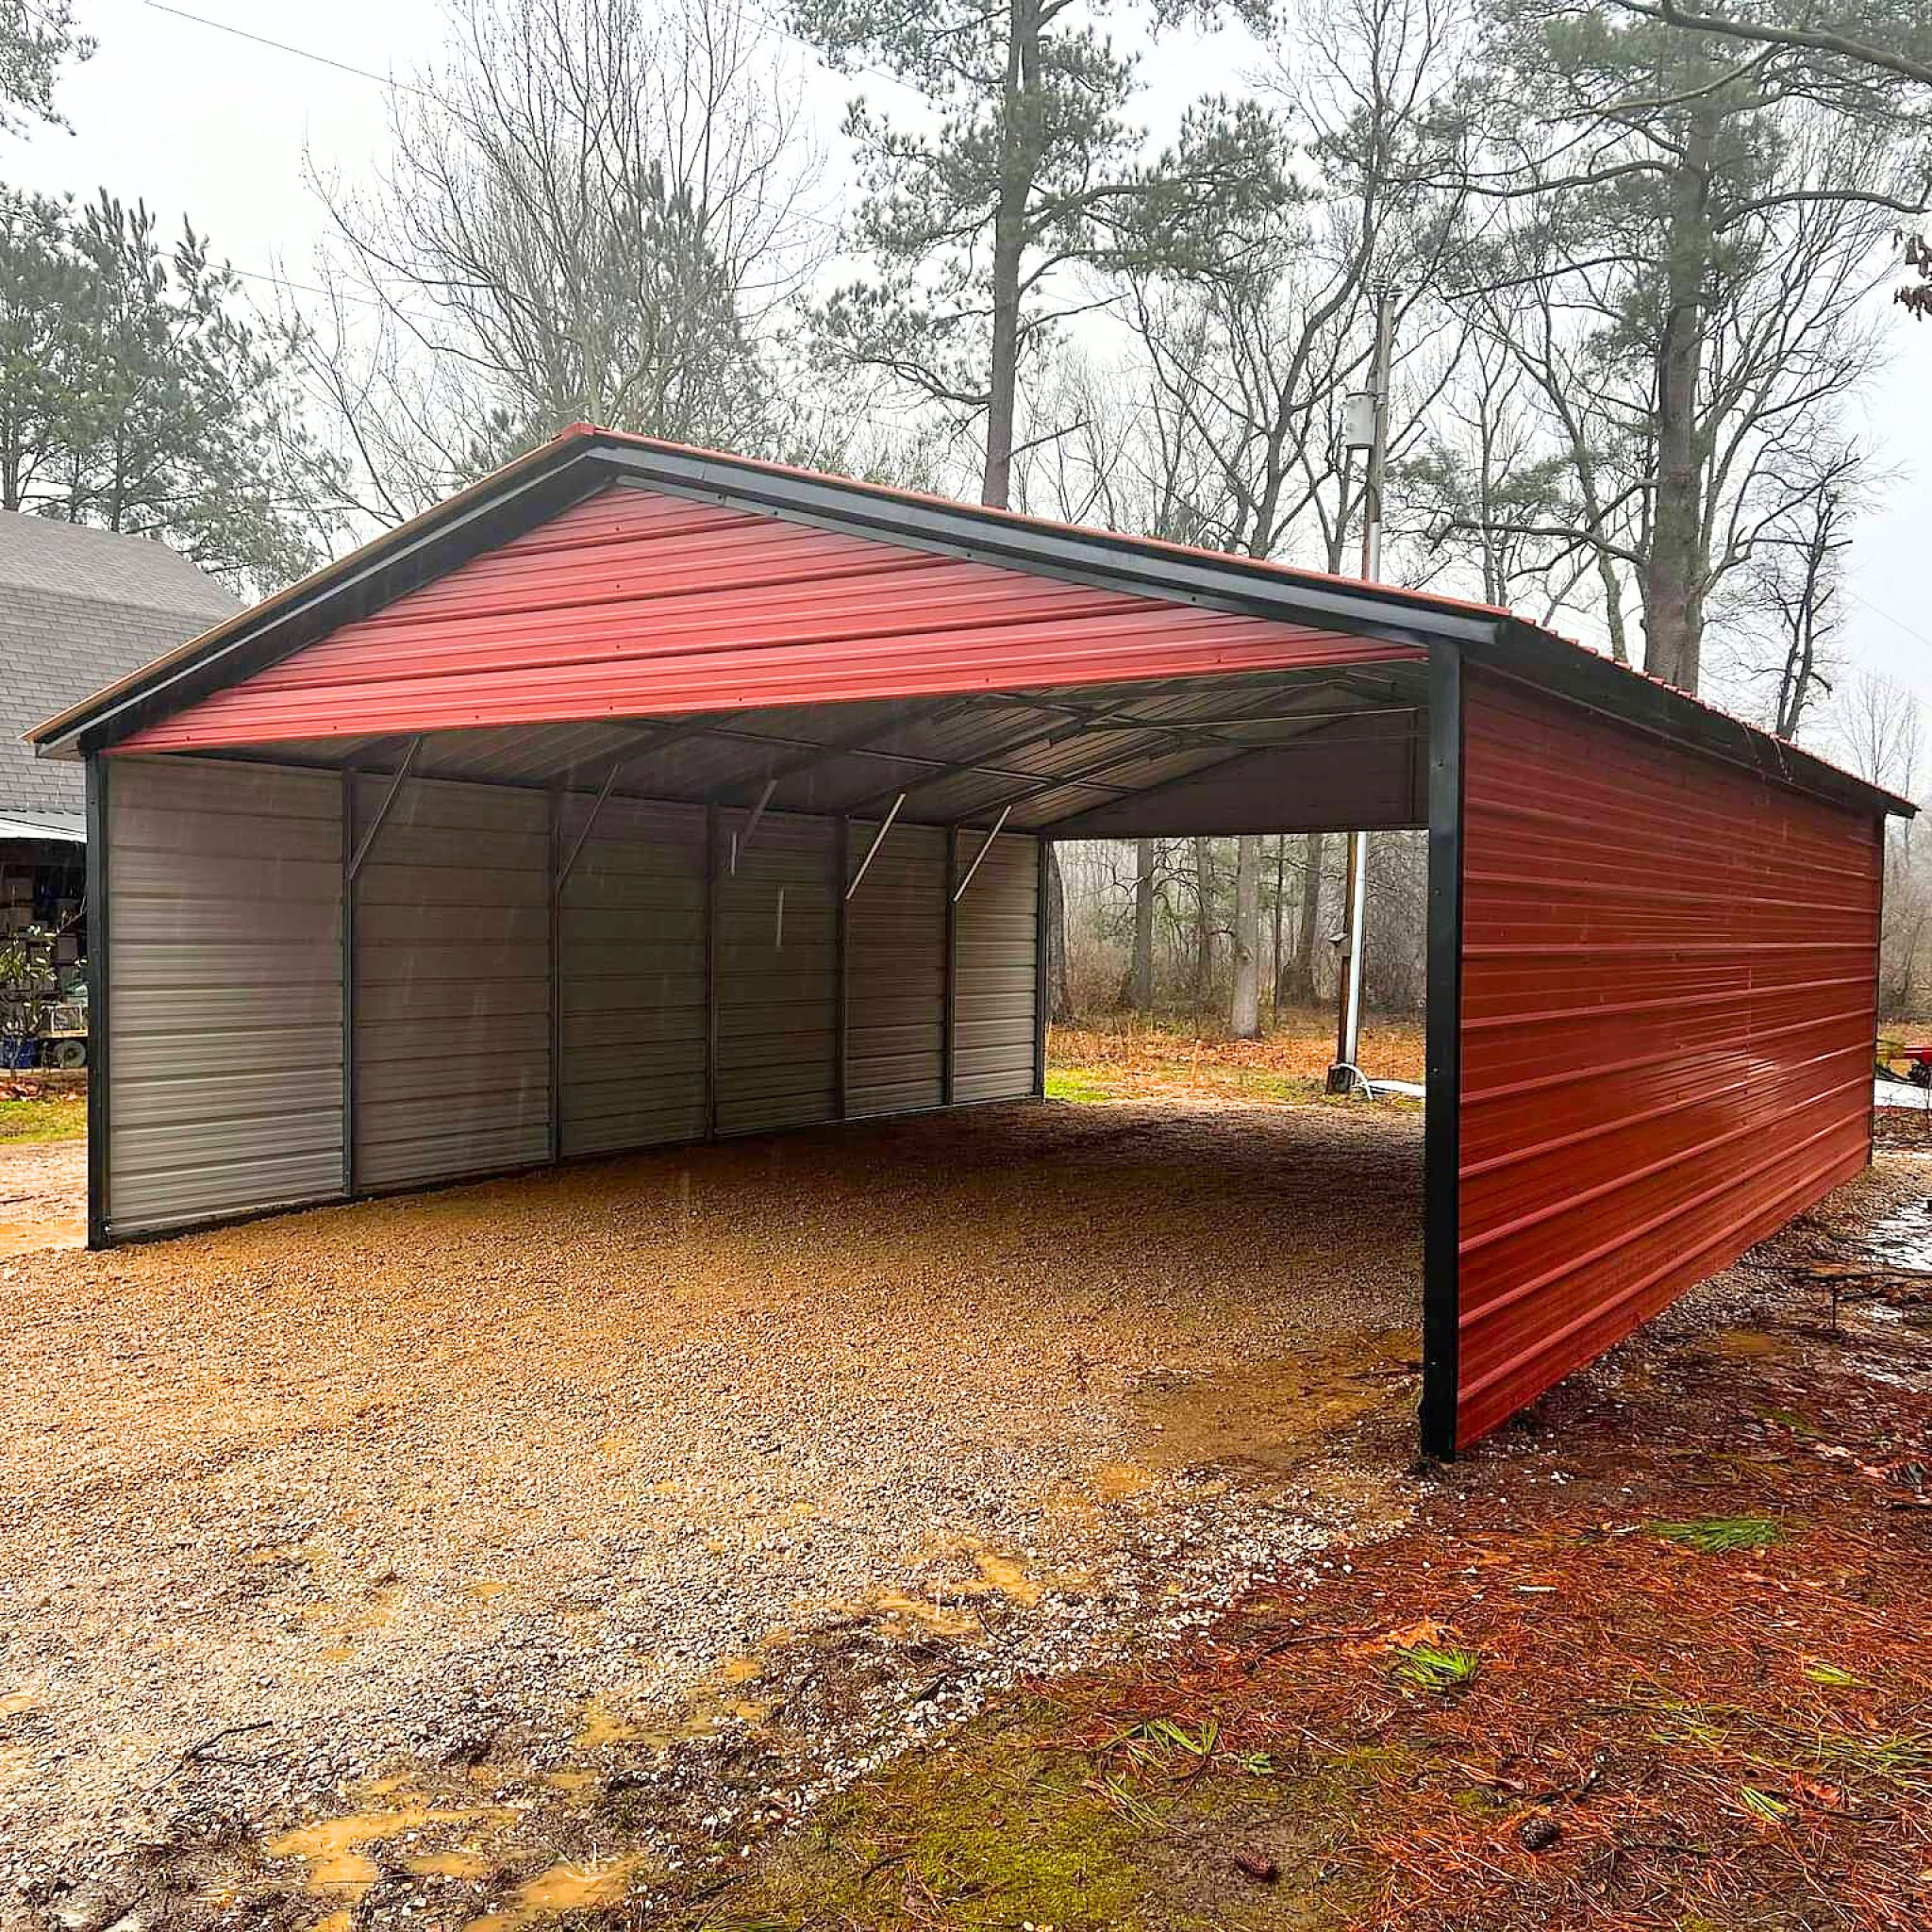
[1419,645,1465,1461]
[704,803,719,1140]
[835,816,850,1121]
[548,789,564,1166]
[942,826,958,1106]
[340,768,356,1199]
[84,756,109,1248]
[1033,836,1051,1097]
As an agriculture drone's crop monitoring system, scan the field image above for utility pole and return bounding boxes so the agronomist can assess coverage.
[1327,284,1395,1095]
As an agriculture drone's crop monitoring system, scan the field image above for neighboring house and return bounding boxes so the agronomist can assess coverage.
[0,512,239,1063]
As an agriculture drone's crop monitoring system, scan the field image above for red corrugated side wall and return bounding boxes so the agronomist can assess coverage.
[117,485,1421,751]
[1456,669,1883,1447]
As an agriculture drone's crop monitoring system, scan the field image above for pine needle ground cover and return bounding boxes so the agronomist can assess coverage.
[675,1194,1932,1932]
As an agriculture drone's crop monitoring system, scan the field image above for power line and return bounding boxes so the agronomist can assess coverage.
[141,2,446,103]
[138,0,850,242]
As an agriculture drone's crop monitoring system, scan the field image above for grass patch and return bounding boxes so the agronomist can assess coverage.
[1046,1067,1115,1104]
[1390,1642,1480,1692]
[1648,1516,1784,1554]
[1802,1662,1862,1688]
[717,1699,1147,1931]
[0,1093,85,1142]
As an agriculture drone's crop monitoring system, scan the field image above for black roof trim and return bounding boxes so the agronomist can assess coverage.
[1480,618,1912,822]
[591,441,1496,651]
[30,426,1913,822]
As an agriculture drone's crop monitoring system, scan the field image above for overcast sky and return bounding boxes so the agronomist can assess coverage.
[7,0,1930,739]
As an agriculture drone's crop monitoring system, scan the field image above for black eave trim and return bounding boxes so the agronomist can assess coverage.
[64,453,611,757]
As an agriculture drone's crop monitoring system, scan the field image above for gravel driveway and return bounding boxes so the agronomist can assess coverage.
[0,1099,1421,1924]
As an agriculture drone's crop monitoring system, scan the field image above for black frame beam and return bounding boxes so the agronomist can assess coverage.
[84,756,108,1249]
[1418,646,1465,1462]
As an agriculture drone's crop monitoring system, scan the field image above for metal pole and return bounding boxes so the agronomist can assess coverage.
[84,756,109,1248]
[835,817,850,1122]
[1331,830,1370,1084]
[1331,284,1395,1092]
[341,770,357,1197]
[942,826,958,1107]
[1359,283,1395,584]
[548,789,563,1167]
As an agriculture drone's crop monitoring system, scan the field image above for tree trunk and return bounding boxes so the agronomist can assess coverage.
[1128,837,1155,1010]
[1641,104,1717,694]
[1230,835,1260,1039]
[980,0,1038,510]
[1277,830,1325,1006]
[1045,841,1072,1024]
[1192,838,1215,1012]
[1270,836,1285,1019]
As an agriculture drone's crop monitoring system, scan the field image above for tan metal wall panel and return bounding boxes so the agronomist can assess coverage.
[715,809,838,1134]
[106,756,343,1234]
[558,795,708,1156]
[845,821,947,1117]
[953,833,1039,1104]
[353,774,550,1188]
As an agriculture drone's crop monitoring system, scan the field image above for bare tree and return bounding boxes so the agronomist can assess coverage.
[1230,834,1261,1036]
[1279,831,1326,1006]
[1834,672,1930,1009]
[1120,0,1473,571]
[1128,838,1156,1010]
[297,0,823,525]
[1752,458,1860,740]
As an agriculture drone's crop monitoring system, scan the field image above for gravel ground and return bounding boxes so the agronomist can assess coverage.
[0,1098,1423,1921]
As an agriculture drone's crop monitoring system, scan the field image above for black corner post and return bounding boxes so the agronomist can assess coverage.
[1033,836,1051,1098]
[548,788,564,1166]
[835,816,850,1122]
[84,755,109,1250]
[1419,644,1465,1462]
[341,770,357,1199]
[704,803,719,1141]
[942,826,958,1107]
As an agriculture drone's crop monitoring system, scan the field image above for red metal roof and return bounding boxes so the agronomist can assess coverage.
[114,485,1423,752]
[1455,669,1881,1447]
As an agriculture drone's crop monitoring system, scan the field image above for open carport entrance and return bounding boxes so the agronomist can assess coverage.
[36,426,1907,1459]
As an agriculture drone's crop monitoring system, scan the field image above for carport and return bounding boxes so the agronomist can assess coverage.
[31,425,1911,1455]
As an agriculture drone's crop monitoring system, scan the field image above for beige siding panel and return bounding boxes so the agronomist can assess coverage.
[558,796,708,1157]
[106,756,344,1234]
[715,809,838,1134]
[953,833,1039,1104]
[353,774,550,1188]
[845,821,946,1117]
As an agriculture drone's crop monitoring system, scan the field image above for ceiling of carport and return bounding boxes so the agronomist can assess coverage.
[202,659,1430,836]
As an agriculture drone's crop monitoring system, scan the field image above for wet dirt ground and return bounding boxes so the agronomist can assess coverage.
[0,1138,85,1258]
[0,1098,1424,1928]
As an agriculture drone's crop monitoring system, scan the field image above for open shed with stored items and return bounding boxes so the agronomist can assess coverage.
[30,426,1911,1457]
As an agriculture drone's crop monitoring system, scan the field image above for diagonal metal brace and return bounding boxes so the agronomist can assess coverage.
[844,791,906,901]
[556,758,625,895]
[347,735,422,881]
[951,805,1013,903]
[730,777,779,876]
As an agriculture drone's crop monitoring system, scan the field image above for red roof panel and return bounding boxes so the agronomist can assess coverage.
[117,486,1421,752]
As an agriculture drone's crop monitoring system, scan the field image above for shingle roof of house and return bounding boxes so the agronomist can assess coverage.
[0,513,238,823]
